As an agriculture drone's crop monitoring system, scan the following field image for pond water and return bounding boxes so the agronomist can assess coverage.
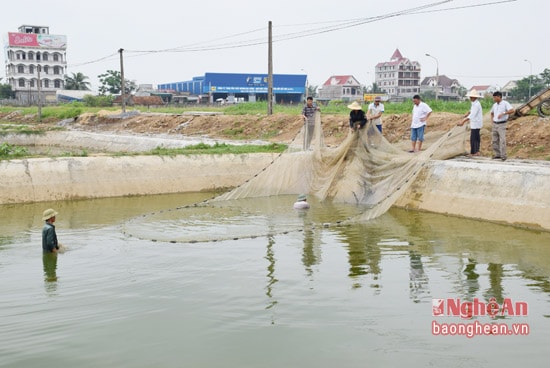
[1,193,549,368]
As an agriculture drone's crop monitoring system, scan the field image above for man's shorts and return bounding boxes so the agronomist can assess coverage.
[411,126,425,142]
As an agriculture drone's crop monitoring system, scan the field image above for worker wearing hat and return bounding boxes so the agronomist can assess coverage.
[293,194,310,210]
[458,89,483,156]
[347,101,367,131]
[42,208,59,253]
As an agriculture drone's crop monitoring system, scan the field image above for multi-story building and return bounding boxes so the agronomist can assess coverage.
[4,25,67,103]
[375,49,420,99]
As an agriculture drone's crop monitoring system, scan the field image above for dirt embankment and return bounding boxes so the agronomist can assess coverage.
[1,110,549,160]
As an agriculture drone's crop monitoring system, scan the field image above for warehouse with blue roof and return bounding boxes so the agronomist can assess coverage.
[157,72,307,104]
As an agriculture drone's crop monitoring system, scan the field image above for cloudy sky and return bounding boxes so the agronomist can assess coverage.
[2,0,547,92]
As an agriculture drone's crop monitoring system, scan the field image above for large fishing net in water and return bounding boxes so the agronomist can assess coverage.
[123,112,467,243]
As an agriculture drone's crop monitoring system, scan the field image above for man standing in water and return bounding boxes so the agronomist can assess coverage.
[410,95,432,153]
[301,96,320,150]
[42,208,59,253]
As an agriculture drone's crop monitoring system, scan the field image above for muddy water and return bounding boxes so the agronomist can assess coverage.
[1,193,549,368]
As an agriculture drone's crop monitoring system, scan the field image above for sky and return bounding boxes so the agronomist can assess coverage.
[2,0,548,92]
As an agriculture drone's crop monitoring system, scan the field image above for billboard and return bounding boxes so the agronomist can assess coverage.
[8,32,67,49]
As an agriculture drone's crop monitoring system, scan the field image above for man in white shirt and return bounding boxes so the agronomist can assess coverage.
[367,96,385,133]
[410,95,432,153]
[490,91,514,161]
[458,89,483,156]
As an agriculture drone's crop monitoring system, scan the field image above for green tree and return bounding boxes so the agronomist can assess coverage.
[371,82,381,93]
[510,76,545,101]
[65,72,91,90]
[98,70,136,95]
[0,83,15,99]
[307,85,318,98]
[539,68,550,87]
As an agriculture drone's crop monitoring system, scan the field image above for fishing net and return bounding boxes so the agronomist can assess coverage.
[216,111,466,220]
[123,112,467,243]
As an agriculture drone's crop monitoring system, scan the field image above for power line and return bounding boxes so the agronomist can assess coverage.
[69,0,516,67]
[125,1,453,54]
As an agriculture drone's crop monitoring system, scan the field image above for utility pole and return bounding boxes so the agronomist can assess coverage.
[119,48,126,113]
[301,68,308,100]
[267,21,273,115]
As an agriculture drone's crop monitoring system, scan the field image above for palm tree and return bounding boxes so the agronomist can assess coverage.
[64,72,91,90]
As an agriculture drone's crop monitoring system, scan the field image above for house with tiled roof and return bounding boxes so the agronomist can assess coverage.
[467,85,498,97]
[318,75,362,102]
[420,75,463,100]
[375,48,421,99]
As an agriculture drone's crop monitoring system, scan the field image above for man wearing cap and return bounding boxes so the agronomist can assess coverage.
[490,91,514,161]
[42,209,59,253]
[367,96,385,133]
[293,194,310,210]
[347,101,367,131]
[458,89,483,156]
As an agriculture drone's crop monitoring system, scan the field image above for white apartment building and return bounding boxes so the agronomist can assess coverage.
[375,48,421,99]
[4,25,67,103]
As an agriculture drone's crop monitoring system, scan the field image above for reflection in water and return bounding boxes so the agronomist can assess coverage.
[42,253,58,293]
[484,263,505,304]
[462,258,480,299]
[335,225,383,289]
[264,235,278,321]
[1,193,550,367]
[409,250,429,303]
[300,211,321,276]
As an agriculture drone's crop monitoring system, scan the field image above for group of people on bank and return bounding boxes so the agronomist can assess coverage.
[301,91,515,161]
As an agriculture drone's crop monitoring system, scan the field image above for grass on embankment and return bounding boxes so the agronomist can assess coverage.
[1,98,500,120]
[0,141,287,161]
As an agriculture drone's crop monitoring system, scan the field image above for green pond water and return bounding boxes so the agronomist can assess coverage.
[1,192,549,367]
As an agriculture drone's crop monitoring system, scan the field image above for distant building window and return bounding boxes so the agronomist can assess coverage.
[29,65,34,74]
[30,80,35,87]
[53,54,59,62]
[17,65,25,73]
[42,53,48,61]
[28,53,34,60]
[54,80,61,88]
[43,66,49,74]
[18,79,25,87]
[53,66,60,75]
[44,80,49,88]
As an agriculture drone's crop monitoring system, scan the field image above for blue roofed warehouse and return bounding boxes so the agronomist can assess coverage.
[157,72,307,104]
